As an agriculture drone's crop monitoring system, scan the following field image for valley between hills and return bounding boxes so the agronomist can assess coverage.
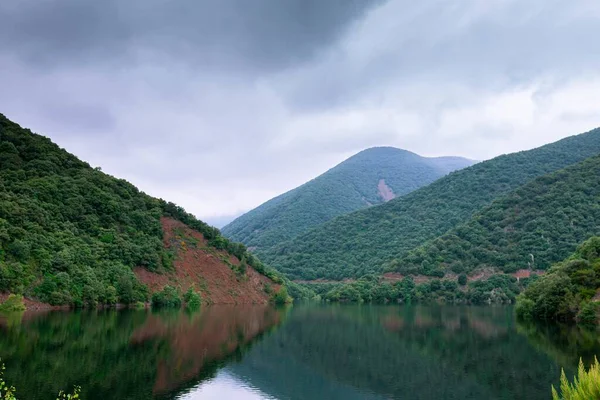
[1,113,600,326]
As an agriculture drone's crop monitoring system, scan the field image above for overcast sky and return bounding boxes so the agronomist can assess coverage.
[1,0,600,226]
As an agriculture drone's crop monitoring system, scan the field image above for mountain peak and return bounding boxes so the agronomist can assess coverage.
[222,147,474,255]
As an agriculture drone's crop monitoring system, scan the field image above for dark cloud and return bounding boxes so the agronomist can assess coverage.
[0,0,384,74]
[279,0,600,111]
[0,0,599,220]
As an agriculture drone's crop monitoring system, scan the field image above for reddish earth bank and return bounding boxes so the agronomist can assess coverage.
[135,217,280,304]
[1,217,280,310]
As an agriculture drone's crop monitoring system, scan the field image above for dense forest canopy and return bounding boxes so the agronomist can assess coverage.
[392,154,600,276]
[261,127,600,280]
[222,147,473,254]
[0,113,284,306]
[516,236,600,325]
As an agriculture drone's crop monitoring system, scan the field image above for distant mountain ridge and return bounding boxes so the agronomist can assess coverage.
[263,127,600,280]
[222,147,474,254]
[392,153,600,276]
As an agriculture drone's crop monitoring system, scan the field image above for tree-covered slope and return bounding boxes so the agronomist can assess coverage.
[222,147,473,253]
[0,113,282,306]
[263,127,600,280]
[393,154,600,276]
[516,236,600,325]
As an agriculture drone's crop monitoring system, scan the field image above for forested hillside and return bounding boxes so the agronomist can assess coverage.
[516,236,600,325]
[393,155,600,276]
[262,127,600,280]
[0,114,286,306]
[222,147,473,253]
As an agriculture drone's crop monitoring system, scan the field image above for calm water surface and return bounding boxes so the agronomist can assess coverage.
[0,304,598,400]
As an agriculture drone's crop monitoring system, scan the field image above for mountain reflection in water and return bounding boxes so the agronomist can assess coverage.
[1,304,599,400]
[0,306,284,400]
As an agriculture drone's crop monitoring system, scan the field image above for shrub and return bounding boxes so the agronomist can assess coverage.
[183,288,201,310]
[552,357,600,400]
[134,301,146,309]
[0,294,26,313]
[458,273,468,286]
[151,286,181,308]
[271,287,291,305]
[515,296,535,320]
[576,302,599,327]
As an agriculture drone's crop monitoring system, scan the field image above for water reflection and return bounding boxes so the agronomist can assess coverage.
[228,305,600,400]
[0,306,284,400]
[0,305,598,400]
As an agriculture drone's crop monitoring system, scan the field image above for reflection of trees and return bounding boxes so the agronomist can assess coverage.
[0,306,284,400]
[516,319,600,370]
[132,306,284,397]
[233,305,578,400]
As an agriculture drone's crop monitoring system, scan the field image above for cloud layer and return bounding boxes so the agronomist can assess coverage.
[1,0,599,225]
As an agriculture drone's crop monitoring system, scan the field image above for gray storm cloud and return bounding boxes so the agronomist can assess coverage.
[0,0,382,73]
[0,0,599,224]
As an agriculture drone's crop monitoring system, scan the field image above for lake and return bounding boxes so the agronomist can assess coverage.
[0,304,598,400]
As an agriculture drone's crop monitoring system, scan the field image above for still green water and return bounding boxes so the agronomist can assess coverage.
[0,305,598,400]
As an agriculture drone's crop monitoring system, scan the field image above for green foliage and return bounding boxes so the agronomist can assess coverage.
[458,273,468,286]
[183,287,202,310]
[151,285,182,308]
[321,274,520,305]
[552,357,600,400]
[516,237,600,324]
[223,147,473,256]
[392,155,600,276]
[0,363,16,400]
[1,361,79,400]
[577,303,599,327]
[270,287,292,305]
[56,386,81,400]
[466,275,520,305]
[0,294,25,313]
[0,114,281,306]
[262,127,600,280]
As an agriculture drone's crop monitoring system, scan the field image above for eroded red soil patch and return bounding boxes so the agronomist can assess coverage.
[377,179,396,202]
[134,217,279,304]
[512,269,545,280]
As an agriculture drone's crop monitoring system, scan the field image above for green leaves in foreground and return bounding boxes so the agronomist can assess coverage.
[552,357,600,400]
[1,363,17,400]
[1,361,80,400]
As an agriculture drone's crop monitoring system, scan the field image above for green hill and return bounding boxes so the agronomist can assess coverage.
[516,236,600,325]
[263,127,600,280]
[393,154,600,276]
[222,147,473,253]
[0,113,283,306]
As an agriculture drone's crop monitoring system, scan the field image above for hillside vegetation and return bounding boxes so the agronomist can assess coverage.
[392,155,600,276]
[263,127,600,280]
[222,147,473,254]
[516,236,600,325]
[0,113,284,306]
